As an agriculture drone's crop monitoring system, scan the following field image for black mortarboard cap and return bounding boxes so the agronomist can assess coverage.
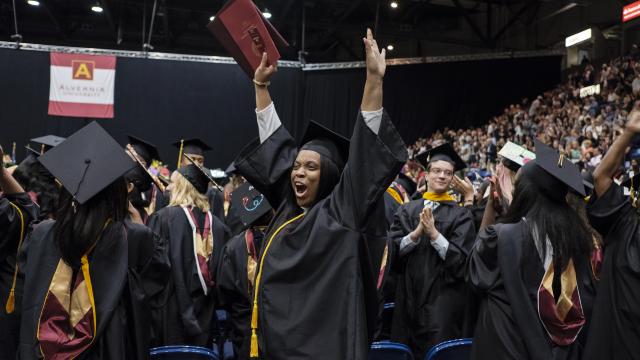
[415,143,466,171]
[300,121,350,170]
[231,182,272,227]
[38,122,135,204]
[396,173,417,196]
[177,164,211,194]
[533,139,585,197]
[30,135,65,152]
[127,134,161,164]
[172,138,212,156]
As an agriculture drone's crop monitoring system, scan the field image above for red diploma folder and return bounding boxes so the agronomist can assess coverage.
[208,0,289,78]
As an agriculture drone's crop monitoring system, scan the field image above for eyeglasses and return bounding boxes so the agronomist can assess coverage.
[429,168,453,177]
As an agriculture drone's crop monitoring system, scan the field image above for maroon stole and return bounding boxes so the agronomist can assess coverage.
[537,259,585,346]
[37,220,113,359]
[245,229,258,294]
[182,206,214,293]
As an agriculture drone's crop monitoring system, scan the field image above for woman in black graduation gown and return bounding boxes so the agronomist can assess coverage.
[234,29,407,360]
[0,148,39,360]
[16,122,170,360]
[583,102,640,360]
[148,163,229,347]
[467,139,597,360]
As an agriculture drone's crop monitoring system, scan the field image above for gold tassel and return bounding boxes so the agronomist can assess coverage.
[557,153,564,168]
[5,202,24,314]
[40,144,45,156]
[5,289,14,314]
[250,329,259,358]
[176,139,184,169]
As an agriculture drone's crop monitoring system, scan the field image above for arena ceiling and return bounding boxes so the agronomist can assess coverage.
[0,0,625,62]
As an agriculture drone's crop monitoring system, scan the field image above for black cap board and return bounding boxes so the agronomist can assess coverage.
[127,134,161,164]
[172,138,212,156]
[38,122,135,204]
[31,135,65,149]
[300,120,350,171]
[231,182,272,227]
[533,139,585,197]
[177,164,211,194]
[180,153,223,192]
[415,143,466,171]
[395,173,417,196]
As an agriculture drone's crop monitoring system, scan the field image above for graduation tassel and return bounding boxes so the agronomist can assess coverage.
[250,303,259,358]
[176,139,184,169]
[40,144,45,155]
[11,142,16,163]
[5,202,24,314]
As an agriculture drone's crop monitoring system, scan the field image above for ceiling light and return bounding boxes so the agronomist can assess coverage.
[262,10,272,19]
[27,0,40,6]
[91,5,104,13]
[390,1,399,9]
[387,44,394,51]
[209,15,215,21]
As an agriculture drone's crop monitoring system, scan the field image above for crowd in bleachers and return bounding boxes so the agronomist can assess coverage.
[405,51,640,186]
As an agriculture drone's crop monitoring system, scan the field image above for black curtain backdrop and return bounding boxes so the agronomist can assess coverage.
[0,48,560,169]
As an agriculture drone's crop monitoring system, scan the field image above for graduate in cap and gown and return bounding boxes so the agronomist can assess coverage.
[468,139,597,360]
[217,182,273,359]
[233,29,406,360]
[223,163,247,236]
[582,102,640,359]
[12,136,64,221]
[173,138,225,220]
[127,135,168,221]
[16,122,170,360]
[0,145,39,360]
[148,159,230,347]
[389,142,476,359]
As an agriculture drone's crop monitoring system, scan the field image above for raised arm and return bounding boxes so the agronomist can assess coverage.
[361,28,385,113]
[234,53,297,206]
[593,101,640,197]
[329,29,407,230]
[0,146,25,195]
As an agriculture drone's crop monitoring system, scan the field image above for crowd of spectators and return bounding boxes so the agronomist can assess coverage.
[406,51,640,184]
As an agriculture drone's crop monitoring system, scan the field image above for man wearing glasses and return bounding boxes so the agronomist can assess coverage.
[389,143,476,360]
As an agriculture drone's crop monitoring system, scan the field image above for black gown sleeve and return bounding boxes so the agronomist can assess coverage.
[124,222,171,359]
[439,207,476,282]
[587,183,635,244]
[234,127,298,208]
[467,225,500,292]
[0,193,39,257]
[328,111,407,230]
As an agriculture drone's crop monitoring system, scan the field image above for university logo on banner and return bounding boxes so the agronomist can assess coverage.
[48,53,116,118]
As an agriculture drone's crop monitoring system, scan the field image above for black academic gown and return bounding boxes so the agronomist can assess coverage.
[217,228,264,360]
[224,202,246,236]
[17,219,170,360]
[584,184,640,359]
[148,206,230,347]
[234,111,406,360]
[207,188,226,220]
[0,193,38,360]
[467,221,596,360]
[390,198,476,360]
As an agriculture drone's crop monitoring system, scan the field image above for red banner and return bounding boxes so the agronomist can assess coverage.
[623,0,640,23]
[48,53,116,118]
